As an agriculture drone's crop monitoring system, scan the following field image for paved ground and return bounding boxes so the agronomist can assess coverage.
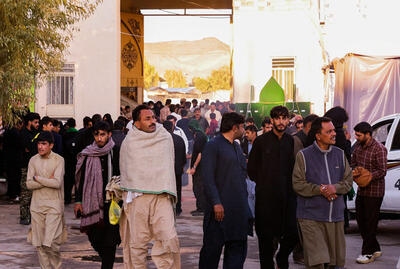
[0,182,399,269]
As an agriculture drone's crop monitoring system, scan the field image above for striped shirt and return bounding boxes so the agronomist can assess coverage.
[351,138,387,197]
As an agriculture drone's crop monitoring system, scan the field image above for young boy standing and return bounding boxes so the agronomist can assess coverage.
[26,131,66,269]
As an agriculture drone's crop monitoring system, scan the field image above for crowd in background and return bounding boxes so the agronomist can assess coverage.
[0,98,237,210]
[1,112,127,206]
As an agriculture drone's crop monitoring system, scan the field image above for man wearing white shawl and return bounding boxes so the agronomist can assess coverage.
[119,105,181,268]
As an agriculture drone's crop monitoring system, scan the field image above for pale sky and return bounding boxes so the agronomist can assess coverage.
[144,15,232,45]
[324,0,400,58]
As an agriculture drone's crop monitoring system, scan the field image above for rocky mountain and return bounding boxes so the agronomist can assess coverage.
[144,37,231,81]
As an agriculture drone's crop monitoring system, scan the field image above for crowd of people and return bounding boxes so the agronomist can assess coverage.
[0,98,388,269]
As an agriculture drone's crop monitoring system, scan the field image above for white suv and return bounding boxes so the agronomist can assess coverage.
[347,114,400,213]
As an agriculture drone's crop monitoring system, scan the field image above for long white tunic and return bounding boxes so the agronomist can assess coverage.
[26,151,66,247]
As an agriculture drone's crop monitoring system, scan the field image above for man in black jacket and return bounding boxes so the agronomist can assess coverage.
[248,106,298,269]
[20,112,40,224]
[324,106,352,230]
[62,118,78,204]
[163,121,186,215]
[111,119,126,182]
[188,120,208,216]
[74,121,121,269]
[4,120,24,200]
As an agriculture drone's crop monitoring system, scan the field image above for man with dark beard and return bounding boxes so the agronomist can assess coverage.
[20,112,40,225]
[74,121,121,269]
[199,112,252,269]
[352,122,387,264]
[248,106,298,269]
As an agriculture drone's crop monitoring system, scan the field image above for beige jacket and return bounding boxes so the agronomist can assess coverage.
[26,151,66,247]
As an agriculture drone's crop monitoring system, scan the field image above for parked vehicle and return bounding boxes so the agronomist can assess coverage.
[347,114,400,214]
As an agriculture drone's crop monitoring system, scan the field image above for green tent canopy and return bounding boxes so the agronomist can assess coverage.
[259,76,285,103]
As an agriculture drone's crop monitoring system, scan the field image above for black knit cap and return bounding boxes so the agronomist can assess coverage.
[36,131,54,144]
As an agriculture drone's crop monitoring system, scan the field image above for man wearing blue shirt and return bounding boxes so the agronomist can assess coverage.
[199,112,252,269]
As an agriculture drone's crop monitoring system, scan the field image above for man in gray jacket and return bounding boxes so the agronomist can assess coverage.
[293,117,353,269]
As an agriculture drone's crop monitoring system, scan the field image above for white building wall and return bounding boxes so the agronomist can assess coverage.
[36,1,121,128]
[232,3,326,115]
[324,0,400,59]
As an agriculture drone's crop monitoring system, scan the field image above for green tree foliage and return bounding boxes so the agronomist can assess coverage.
[0,0,100,125]
[144,59,159,89]
[164,69,187,88]
[209,65,231,90]
[193,77,211,93]
[193,65,231,93]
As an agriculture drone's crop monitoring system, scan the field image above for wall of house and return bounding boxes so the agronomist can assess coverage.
[232,1,326,115]
[35,1,121,128]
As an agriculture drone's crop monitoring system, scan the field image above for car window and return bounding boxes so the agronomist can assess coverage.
[391,122,400,150]
[372,120,394,145]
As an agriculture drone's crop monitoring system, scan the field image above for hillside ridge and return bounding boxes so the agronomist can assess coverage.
[144,37,231,80]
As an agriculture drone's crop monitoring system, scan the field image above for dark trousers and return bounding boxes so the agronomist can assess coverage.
[199,218,247,269]
[87,203,121,269]
[20,167,31,221]
[344,195,349,228]
[292,242,304,262]
[356,195,383,255]
[176,173,182,214]
[256,227,298,269]
[64,161,75,204]
[6,165,21,198]
[90,243,116,269]
[193,171,206,211]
